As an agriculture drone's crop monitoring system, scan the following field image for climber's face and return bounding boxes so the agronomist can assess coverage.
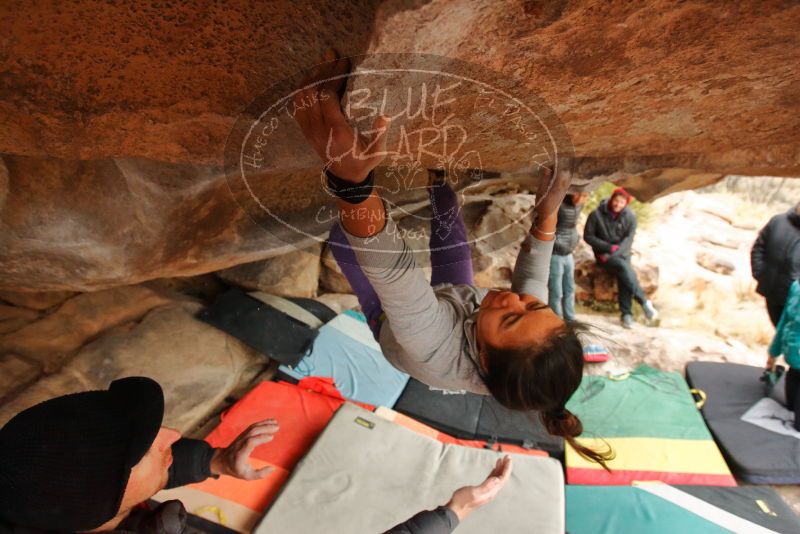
[475,290,564,355]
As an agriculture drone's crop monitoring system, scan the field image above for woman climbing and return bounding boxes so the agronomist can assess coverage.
[293,49,611,467]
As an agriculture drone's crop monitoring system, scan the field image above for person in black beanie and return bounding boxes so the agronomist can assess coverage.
[0,376,278,533]
[0,377,511,534]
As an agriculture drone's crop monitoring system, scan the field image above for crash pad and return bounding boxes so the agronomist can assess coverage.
[566,365,735,486]
[153,379,371,533]
[394,378,563,457]
[256,403,565,534]
[566,484,800,534]
[686,361,800,484]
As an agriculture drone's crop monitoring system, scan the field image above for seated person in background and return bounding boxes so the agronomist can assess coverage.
[583,187,657,329]
[767,279,800,430]
[0,378,511,533]
[548,192,588,321]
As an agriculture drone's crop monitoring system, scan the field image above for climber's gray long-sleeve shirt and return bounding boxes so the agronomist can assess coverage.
[344,215,554,395]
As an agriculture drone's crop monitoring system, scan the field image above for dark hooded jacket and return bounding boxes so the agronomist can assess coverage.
[751,205,800,305]
[553,197,583,256]
[583,199,637,259]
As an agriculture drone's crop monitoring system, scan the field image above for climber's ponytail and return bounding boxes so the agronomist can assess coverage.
[541,408,614,471]
[481,320,614,470]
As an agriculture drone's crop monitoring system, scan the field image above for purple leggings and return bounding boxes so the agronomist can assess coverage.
[327,182,474,339]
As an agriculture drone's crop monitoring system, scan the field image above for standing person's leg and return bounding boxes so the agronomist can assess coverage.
[548,255,566,318]
[563,253,577,322]
[786,367,800,431]
[428,179,474,287]
[621,257,647,307]
[602,257,634,317]
[767,298,785,327]
[327,222,384,339]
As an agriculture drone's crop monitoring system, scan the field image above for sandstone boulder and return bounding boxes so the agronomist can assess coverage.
[701,234,741,250]
[471,191,536,289]
[614,169,724,202]
[575,259,659,304]
[217,244,321,298]
[2,1,798,174]
[0,286,176,371]
[0,290,76,310]
[143,274,227,303]
[0,302,264,432]
[319,245,354,294]
[1,1,798,291]
[0,354,39,404]
[696,251,736,275]
[0,304,40,335]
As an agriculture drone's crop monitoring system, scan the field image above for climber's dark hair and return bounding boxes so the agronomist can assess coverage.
[480,320,614,470]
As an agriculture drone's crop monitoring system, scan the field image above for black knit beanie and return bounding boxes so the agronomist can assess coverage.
[0,377,165,531]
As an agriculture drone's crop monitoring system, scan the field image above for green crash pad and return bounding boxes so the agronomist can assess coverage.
[566,365,709,440]
[566,485,800,534]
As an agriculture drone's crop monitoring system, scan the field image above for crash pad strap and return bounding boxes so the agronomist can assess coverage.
[248,292,323,329]
[638,485,779,534]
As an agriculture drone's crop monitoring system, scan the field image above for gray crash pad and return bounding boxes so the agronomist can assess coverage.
[686,361,800,484]
[256,403,564,533]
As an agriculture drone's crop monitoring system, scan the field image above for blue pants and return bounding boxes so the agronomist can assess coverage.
[549,253,576,321]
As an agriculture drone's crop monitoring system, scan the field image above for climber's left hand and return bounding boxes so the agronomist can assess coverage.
[292,48,390,183]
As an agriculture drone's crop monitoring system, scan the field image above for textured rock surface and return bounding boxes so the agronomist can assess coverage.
[0,304,40,335]
[319,245,354,295]
[0,290,77,310]
[2,1,798,170]
[217,244,321,298]
[0,354,39,404]
[0,286,175,370]
[696,251,736,275]
[143,274,227,303]
[1,1,799,290]
[0,302,265,432]
[575,258,659,304]
[471,189,536,288]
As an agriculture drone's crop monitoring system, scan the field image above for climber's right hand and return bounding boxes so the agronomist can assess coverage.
[533,162,572,221]
[292,48,390,183]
